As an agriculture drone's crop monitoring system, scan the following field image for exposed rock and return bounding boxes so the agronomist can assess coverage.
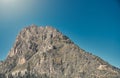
[0,61,3,65]
[12,69,27,76]
[0,25,120,78]
[18,56,26,65]
[97,65,108,70]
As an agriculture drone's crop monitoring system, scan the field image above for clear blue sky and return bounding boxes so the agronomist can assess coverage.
[0,0,120,68]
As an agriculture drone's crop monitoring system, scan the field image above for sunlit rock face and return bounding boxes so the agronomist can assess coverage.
[18,56,26,65]
[0,25,120,78]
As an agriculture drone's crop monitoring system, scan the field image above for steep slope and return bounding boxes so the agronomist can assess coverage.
[0,25,120,78]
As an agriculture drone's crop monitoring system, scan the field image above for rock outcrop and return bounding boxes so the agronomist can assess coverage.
[0,25,120,78]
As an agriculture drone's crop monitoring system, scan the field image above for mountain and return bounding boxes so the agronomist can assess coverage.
[0,25,120,78]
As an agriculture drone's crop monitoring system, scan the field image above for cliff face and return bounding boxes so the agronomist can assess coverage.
[0,25,120,78]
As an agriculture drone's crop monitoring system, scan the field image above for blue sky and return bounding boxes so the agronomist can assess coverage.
[0,0,120,68]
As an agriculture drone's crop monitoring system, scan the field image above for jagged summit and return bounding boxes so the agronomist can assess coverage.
[0,25,120,78]
[8,25,72,58]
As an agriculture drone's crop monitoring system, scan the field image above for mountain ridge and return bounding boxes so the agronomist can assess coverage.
[0,25,120,78]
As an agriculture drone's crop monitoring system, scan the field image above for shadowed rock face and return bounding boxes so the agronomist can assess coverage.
[0,25,120,78]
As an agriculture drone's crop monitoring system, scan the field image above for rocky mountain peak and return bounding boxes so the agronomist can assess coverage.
[8,25,71,58]
[0,25,120,78]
